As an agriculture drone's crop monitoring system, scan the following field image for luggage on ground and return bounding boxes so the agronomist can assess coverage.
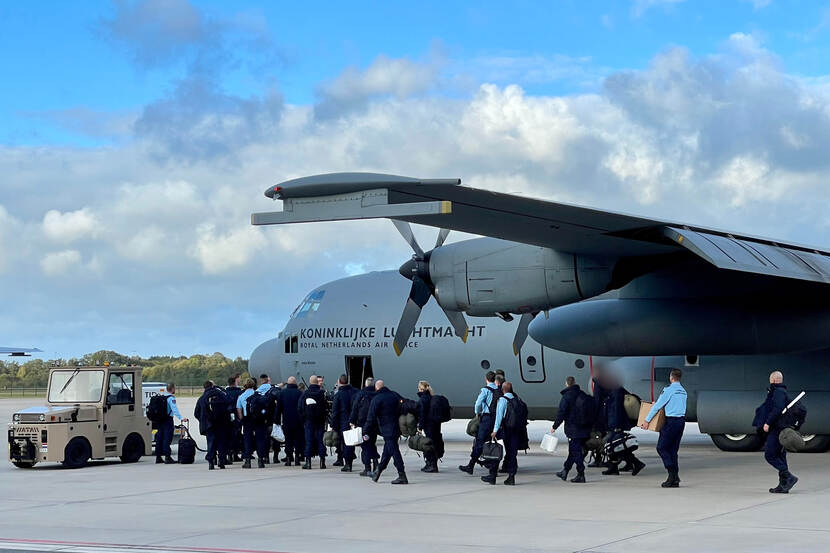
[606,432,638,457]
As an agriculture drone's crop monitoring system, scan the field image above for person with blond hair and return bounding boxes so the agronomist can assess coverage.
[416,380,444,473]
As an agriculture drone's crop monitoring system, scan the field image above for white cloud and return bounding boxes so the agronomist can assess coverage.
[42,208,99,243]
[40,250,83,276]
[192,224,267,274]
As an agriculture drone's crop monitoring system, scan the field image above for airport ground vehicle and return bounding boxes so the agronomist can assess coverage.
[8,365,153,468]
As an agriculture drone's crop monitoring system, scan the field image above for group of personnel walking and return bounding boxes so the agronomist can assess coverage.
[153,367,801,493]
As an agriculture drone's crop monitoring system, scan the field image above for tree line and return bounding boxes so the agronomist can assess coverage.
[0,350,249,389]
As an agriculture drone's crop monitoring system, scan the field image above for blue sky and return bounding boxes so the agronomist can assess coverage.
[2,1,830,358]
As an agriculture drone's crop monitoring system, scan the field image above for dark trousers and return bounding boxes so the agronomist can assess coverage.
[227,419,242,456]
[657,416,685,471]
[361,432,379,466]
[304,422,326,459]
[564,437,586,472]
[424,423,444,463]
[206,427,227,463]
[764,429,788,472]
[470,414,494,463]
[283,423,303,461]
[378,434,405,473]
[243,422,270,460]
[156,418,174,457]
[489,432,519,476]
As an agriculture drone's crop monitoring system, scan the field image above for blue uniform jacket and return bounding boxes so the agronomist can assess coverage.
[416,391,433,431]
[754,383,788,430]
[553,385,591,439]
[298,384,327,425]
[331,384,358,431]
[349,386,376,427]
[276,383,302,428]
[646,381,687,421]
[606,387,633,431]
[365,387,402,438]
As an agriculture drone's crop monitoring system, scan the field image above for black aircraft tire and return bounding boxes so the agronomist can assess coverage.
[798,434,830,453]
[710,433,766,452]
[12,461,36,469]
[62,437,91,468]
[120,433,145,463]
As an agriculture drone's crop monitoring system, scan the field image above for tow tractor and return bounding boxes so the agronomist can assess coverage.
[8,365,153,468]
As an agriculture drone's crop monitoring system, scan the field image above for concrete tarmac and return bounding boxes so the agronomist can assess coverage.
[2,397,829,553]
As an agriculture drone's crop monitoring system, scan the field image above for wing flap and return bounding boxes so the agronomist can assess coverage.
[663,227,830,284]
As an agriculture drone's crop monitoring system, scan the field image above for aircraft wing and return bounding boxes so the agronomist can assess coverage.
[252,172,830,284]
[0,346,42,357]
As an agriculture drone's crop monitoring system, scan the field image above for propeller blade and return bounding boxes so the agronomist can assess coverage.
[441,307,469,343]
[512,312,537,356]
[392,219,424,258]
[393,276,431,356]
[434,228,450,249]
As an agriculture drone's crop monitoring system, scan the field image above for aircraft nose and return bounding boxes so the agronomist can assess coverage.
[399,258,416,280]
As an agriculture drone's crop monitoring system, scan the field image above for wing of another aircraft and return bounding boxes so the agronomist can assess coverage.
[253,172,830,285]
[0,347,42,357]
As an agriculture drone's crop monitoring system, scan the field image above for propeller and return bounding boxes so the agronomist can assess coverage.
[392,220,468,355]
[512,312,539,356]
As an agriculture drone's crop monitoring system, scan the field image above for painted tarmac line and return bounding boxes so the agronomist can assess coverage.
[0,539,292,553]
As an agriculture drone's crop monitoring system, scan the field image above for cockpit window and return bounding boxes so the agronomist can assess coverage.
[291,289,325,319]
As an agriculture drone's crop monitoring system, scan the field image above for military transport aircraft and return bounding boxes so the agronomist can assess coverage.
[250,173,830,453]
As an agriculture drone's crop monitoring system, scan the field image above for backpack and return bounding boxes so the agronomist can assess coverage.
[246,392,274,425]
[206,390,229,424]
[399,398,419,417]
[429,394,452,423]
[303,392,325,423]
[485,386,502,416]
[353,392,372,425]
[779,395,807,430]
[572,391,597,428]
[503,396,529,432]
[146,395,169,424]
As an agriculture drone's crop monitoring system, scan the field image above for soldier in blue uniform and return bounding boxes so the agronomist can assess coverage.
[157,383,186,464]
[754,370,798,494]
[331,374,358,472]
[350,377,378,476]
[459,371,500,475]
[641,369,687,488]
[365,380,408,484]
[553,376,592,483]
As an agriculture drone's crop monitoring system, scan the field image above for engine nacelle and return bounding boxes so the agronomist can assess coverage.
[428,238,615,317]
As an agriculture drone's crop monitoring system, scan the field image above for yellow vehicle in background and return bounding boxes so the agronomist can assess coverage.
[8,365,153,468]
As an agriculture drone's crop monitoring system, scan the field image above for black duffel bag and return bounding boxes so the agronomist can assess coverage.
[177,436,196,464]
[480,440,503,462]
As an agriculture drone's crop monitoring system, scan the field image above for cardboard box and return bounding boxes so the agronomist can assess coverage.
[638,402,665,432]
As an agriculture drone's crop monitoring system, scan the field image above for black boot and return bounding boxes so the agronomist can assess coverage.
[391,471,408,485]
[333,458,344,467]
[208,460,215,470]
[257,458,266,469]
[458,461,475,475]
[631,459,646,476]
[156,456,163,464]
[423,461,438,473]
[371,466,384,483]
[224,456,233,466]
[295,457,302,466]
[782,471,798,492]
[341,462,352,472]
[242,459,252,469]
[481,474,497,485]
[218,459,225,469]
[504,473,516,486]
[164,456,176,464]
[556,468,569,481]
[320,458,326,469]
[570,471,586,483]
[661,470,677,488]
[602,464,620,475]
[302,458,312,470]
[360,464,372,477]
[284,455,292,466]
[619,463,633,472]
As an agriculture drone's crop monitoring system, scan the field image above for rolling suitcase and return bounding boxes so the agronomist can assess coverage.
[177,424,196,464]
